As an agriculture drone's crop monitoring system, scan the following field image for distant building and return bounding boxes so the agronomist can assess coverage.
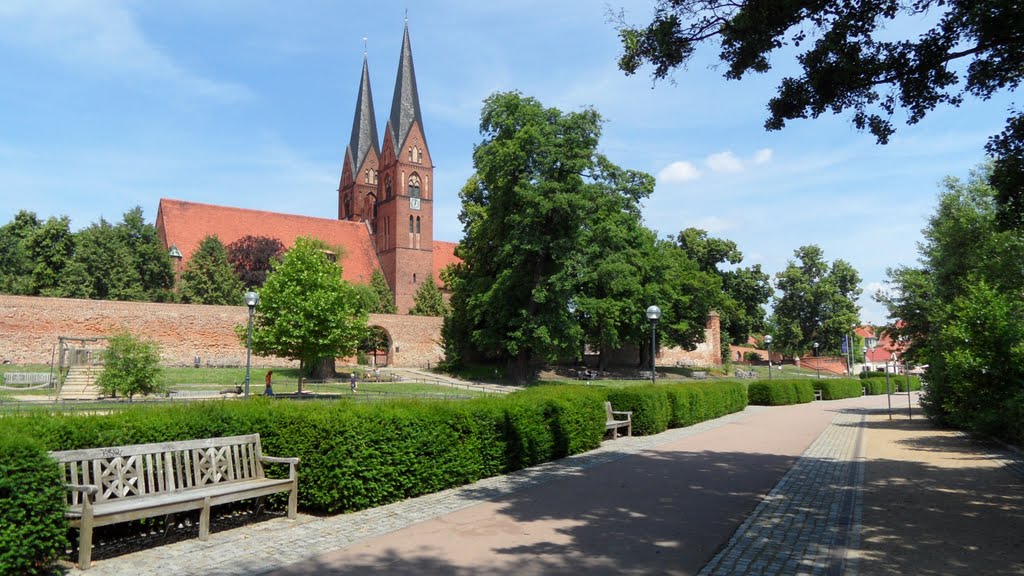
[156,22,459,313]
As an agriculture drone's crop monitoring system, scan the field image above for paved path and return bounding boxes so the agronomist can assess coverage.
[65,393,1024,575]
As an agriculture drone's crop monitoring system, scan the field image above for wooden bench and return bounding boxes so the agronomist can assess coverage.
[1,371,53,389]
[50,434,299,570]
[605,402,632,439]
[814,389,823,401]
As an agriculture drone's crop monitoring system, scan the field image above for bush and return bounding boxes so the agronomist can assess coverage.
[859,370,886,379]
[748,379,815,405]
[816,379,864,400]
[0,435,68,575]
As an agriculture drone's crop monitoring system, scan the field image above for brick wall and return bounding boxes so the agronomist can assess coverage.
[600,312,723,368]
[0,295,443,368]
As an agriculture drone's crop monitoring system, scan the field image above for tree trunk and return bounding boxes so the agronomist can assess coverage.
[311,357,336,381]
[509,350,532,385]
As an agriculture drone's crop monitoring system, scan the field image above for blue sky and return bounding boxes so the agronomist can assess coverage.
[0,1,1015,325]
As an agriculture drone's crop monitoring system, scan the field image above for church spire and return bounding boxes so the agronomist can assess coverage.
[388,21,425,153]
[347,52,379,176]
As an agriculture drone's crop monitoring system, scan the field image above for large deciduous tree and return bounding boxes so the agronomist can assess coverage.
[881,165,1024,442]
[771,245,862,357]
[178,235,243,305]
[226,235,285,289]
[118,207,175,302]
[0,210,41,295]
[248,236,367,380]
[615,0,1024,226]
[444,91,701,383]
[59,217,143,301]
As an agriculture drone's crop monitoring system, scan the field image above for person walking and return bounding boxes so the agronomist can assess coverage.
[350,372,358,393]
[264,370,274,396]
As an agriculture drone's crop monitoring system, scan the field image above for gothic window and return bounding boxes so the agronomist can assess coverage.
[409,215,414,233]
[364,169,370,184]
[385,176,392,199]
[408,173,421,198]
[416,216,421,234]
[371,169,377,184]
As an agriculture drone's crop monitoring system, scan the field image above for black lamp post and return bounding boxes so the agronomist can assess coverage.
[646,305,661,385]
[764,334,773,381]
[813,342,820,379]
[243,290,259,398]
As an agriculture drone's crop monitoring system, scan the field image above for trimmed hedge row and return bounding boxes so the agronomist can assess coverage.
[816,379,864,400]
[747,379,816,405]
[0,381,747,518]
[862,375,922,393]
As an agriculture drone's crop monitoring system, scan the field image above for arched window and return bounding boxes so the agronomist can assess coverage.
[416,216,421,234]
[409,215,414,233]
[408,174,421,198]
[385,176,392,199]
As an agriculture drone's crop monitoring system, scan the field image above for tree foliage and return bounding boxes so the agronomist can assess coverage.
[60,217,144,301]
[226,235,285,289]
[178,235,243,305]
[771,245,862,357]
[444,92,716,382]
[409,276,449,316]
[248,236,368,379]
[0,211,42,295]
[118,207,176,302]
[96,330,165,400]
[615,0,1024,225]
[368,268,397,314]
[881,165,1024,442]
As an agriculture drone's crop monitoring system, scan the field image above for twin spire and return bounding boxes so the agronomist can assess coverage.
[346,22,424,175]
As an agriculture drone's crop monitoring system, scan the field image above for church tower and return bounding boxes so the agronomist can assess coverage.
[375,21,434,313]
[338,52,381,223]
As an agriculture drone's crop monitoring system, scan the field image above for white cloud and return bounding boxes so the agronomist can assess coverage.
[705,151,744,173]
[753,148,774,164]
[688,216,734,233]
[0,1,250,102]
[657,161,701,183]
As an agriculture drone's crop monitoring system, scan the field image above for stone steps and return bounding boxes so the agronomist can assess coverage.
[59,366,103,400]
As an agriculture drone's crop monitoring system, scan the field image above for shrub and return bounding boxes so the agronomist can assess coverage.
[0,435,68,575]
[97,330,165,399]
[606,386,672,436]
[859,370,886,379]
[816,379,864,400]
[747,379,815,405]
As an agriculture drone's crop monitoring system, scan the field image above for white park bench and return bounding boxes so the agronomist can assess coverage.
[605,401,632,439]
[50,433,299,569]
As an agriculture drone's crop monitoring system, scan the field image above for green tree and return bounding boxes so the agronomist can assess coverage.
[59,217,143,301]
[881,165,1024,442]
[248,236,368,380]
[178,235,243,305]
[25,216,75,296]
[0,210,40,295]
[445,92,657,383]
[674,228,770,349]
[118,207,175,302]
[409,276,449,316]
[771,245,862,357]
[96,330,164,400]
[368,268,397,314]
[615,0,1024,226]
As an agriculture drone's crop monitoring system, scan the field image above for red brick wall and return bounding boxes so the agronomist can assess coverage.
[0,295,443,368]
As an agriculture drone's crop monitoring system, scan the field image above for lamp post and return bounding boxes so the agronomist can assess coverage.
[645,305,661,385]
[764,334,773,381]
[813,342,820,379]
[243,290,259,398]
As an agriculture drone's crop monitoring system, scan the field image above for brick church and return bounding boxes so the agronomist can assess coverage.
[156,22,459,313]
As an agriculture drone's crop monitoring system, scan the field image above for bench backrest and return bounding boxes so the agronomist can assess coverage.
[604,401,615,421]
[50,434,267,506]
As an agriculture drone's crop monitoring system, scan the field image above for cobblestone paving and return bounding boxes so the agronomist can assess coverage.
[698,410,867,576]
[66,408,763,576]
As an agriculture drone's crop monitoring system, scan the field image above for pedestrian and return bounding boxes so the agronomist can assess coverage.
[264,370,274,396]
[350,372,357,393]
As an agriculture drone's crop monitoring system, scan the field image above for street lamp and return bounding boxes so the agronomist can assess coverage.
[862,346,868,375]
[764,334,773,381]
[813,342,820,379]
[243,290,259,398]
[645,305,661,385]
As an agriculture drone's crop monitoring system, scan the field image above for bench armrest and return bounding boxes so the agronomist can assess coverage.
[611,411,632,419]
[66,483,99,496]
[260,456,300,465]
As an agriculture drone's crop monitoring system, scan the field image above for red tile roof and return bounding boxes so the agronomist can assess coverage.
[433,241,461,286]
[156,198,381,284]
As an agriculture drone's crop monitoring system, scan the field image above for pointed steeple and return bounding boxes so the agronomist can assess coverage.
[347,53,380,176]
[388,21,425,153]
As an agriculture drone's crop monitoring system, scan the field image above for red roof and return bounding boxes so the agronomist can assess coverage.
[156,198,381,284]
[433,241,461,286]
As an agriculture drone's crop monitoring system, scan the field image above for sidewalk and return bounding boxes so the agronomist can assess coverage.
[64,393,1024,575]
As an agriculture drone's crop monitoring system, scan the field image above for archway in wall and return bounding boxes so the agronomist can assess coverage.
[358,325,392,367]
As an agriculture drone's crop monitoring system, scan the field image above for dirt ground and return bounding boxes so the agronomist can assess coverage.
[857,405,1024,575]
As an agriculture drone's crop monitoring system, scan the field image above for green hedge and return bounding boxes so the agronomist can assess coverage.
[0,435,69,575]
[861,375,922,394]
[816,379,864,400]
[0,381,749,518]
[747,379,815,405]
